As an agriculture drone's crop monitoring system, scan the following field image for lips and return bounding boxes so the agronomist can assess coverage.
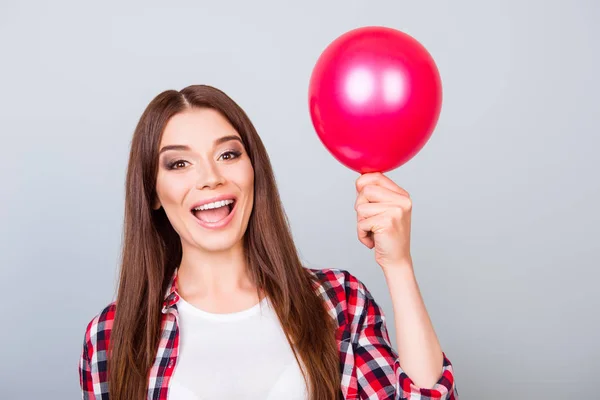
[191,200,235,222]
[189,194,237,213]
[187,194,239,230]
[191,197,238,229]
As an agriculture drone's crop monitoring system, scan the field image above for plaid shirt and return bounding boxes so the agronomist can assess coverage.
[80,268,457,399]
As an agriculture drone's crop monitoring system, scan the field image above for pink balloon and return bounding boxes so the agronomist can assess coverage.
[308,26,443,173]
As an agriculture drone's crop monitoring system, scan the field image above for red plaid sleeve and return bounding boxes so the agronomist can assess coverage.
[79,336,94,398]
[79,304,115,400]
[350,274,458,399]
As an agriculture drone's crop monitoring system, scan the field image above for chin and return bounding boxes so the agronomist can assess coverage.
[191,232,243,253]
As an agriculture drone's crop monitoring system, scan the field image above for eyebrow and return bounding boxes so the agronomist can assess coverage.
[158,135,243,155]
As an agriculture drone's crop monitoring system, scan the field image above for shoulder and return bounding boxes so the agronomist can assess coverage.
[305,267,378,324]
[306,267,375,300]
[81,302,116,359]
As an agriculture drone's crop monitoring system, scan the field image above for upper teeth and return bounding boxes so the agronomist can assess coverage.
[194,199,234,211]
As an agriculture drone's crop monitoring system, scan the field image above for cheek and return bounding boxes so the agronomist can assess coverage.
[227,160,254,193]
[156,174,191,206]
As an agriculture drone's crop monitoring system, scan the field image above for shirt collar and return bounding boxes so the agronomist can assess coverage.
[161,269,180,313]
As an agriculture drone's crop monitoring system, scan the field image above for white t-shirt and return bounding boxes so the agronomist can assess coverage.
[168,295,308,400]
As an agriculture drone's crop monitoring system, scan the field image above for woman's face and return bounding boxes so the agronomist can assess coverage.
[154,107,254,254]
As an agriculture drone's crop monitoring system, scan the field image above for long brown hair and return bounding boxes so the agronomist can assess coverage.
[108,85,340,399]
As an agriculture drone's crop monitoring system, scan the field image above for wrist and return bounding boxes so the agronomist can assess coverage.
[380,257,414,272]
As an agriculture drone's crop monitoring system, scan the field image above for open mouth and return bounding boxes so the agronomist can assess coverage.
[191,199,236,224]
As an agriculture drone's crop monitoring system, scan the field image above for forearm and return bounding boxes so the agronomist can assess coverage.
[382,261,444,388]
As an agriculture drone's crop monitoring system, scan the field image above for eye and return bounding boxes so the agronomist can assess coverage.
[219,150,242,161]
[167,160,189,170]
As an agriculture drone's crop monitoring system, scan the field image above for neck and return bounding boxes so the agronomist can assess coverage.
[177,239,255,299]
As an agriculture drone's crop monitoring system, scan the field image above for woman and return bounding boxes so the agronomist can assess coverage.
[79,85,457,400]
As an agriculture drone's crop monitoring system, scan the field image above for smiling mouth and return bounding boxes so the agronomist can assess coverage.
[191,200,235,223]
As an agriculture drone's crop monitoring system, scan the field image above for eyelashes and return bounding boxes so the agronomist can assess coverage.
[165,160,187,170]
[220,150,242,161]
[164,150,242,170]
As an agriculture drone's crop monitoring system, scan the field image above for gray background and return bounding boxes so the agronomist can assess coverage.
[1,1,598,399]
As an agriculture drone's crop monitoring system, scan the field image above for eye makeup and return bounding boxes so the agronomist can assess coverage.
[161,148,243,171]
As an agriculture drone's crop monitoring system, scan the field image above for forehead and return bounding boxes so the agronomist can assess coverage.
[160,108,240,147]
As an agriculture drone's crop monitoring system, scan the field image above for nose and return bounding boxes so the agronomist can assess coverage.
[194,159,225,190]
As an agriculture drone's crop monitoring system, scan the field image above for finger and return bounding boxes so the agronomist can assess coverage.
[356,202,394,221]
[356,172,410,197]
[358,230,374,249]
[357,213,389,249]
[357,218,374,249]
[355,184,412,211]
